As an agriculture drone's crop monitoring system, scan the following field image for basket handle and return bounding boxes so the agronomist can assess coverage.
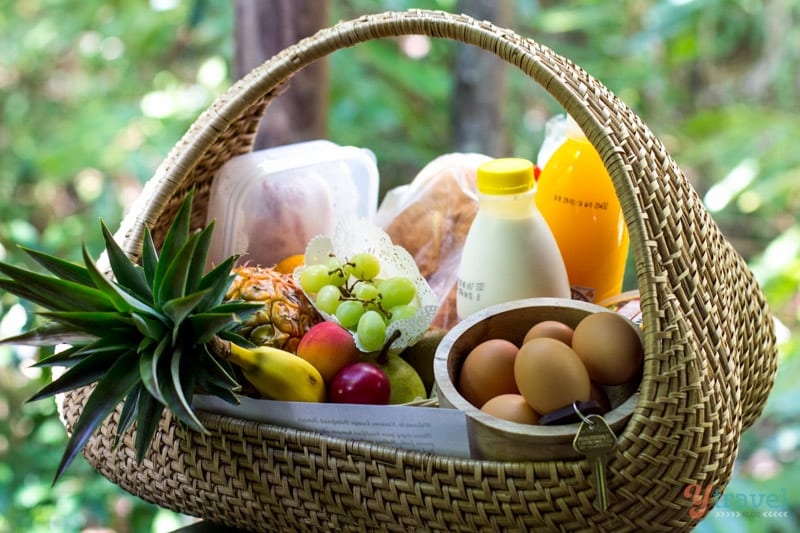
[116,8,775,443]
[121,10,648,259]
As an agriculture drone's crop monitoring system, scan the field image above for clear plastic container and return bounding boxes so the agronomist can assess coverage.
[456,158,570,320]
[535,117,630,303]
[205,140,379,269]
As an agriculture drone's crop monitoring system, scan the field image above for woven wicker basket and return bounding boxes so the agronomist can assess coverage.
[60,9,778,532]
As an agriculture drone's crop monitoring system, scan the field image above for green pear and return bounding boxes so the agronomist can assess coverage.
[373,352,427,404]
[399,328,447,395]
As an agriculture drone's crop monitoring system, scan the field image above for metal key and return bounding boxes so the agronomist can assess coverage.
[573,413,617,511]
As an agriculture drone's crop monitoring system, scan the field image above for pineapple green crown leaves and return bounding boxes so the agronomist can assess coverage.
[0,190,262,482]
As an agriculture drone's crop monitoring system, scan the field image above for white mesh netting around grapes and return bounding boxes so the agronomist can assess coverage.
[294,217,439,353]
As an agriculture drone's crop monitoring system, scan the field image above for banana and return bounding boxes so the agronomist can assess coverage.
[214,339,326,402]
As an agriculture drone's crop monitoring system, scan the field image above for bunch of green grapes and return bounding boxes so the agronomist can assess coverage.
[299,252,418,351]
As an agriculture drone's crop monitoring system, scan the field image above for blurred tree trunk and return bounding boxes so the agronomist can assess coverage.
[451,0,511,156]
[234,0,330,149]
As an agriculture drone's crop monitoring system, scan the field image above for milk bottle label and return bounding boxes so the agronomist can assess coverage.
[457,279,485,305]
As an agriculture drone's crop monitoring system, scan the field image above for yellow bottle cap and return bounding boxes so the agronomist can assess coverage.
[477,158,535,195]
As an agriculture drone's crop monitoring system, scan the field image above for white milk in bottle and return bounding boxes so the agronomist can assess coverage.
[456,158,570,319]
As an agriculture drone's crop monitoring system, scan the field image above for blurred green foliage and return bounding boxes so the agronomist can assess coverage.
[1,0,798,531]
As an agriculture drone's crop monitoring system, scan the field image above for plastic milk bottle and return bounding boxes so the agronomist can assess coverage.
[456,158,570,320]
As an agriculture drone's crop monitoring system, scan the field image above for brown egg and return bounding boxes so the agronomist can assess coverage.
[572,312,644,385]
[458,339,519,408]
[522,320,575,347]
[514,337,591,414]
[481,394,540,424]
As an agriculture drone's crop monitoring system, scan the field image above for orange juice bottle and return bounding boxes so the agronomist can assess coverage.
[535,117,629,303]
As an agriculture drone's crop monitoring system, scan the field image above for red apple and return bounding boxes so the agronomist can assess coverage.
[329,363,391,404]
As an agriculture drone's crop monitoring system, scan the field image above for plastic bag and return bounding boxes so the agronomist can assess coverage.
[536,113,567,170]
[377,153,492,330]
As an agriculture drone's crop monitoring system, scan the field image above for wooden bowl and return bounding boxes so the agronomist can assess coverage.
[433,297,641,461]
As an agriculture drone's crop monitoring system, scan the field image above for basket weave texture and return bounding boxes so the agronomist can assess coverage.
[61,9,778,532]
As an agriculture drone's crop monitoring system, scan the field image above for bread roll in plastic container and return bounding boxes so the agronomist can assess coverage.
[205,140,379,268]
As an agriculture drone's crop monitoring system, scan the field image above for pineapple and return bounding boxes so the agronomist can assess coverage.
[0,191,262,482]
[226,265,323,354]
